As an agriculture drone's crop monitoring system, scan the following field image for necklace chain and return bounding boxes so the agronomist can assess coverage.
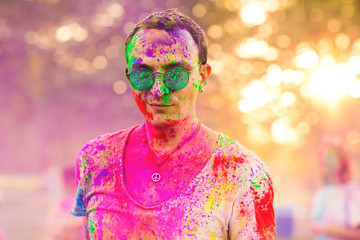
[143,121,202,182]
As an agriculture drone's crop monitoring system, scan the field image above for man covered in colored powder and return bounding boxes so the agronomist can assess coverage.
[72,9,276,239]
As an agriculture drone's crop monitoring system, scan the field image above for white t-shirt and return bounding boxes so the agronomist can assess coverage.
[72,126,276,239]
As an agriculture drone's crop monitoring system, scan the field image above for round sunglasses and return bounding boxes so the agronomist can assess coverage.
[127,64,199,91]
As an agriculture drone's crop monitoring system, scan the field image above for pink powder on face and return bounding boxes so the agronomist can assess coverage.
[146,48,156,58]
[164,119,179,125]
[134,94,154,121]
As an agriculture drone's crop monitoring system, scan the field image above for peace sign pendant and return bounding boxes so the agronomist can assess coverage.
[151,173,161,182]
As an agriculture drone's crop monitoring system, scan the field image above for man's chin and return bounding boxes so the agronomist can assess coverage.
[146,117,180,128]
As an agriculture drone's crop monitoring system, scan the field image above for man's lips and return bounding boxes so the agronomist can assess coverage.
[148,102,173,108]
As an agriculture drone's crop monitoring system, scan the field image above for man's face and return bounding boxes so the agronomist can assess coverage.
[126,28,205,127]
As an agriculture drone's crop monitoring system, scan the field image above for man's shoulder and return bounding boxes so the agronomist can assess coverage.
[216,134,263,164]
[214,133,270,177]
[79,125,137,155]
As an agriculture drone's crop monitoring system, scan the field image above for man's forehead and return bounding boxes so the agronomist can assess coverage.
[127,28,199,65]
[129,28,196,51]
[135,29,177,45]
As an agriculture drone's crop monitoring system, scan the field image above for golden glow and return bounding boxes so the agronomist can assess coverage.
[327,18,341,32]
[341,5,355,18]
[346,57,360,97]
[207,24,223,39]
[224,19,241,34]
[208,43,223,58]
[295,48,319,69]
[310,8,323,22]
[237,61,253,75]
[265,64,282,86]
[239,2,267,27]
[352,39,360,54]
[210,96,225,110]
[347,56,360,74]
[211,60,224,75]
[17,0,360,148]
[254,109,270,122]
[296,122,310,136]
[253,61,266,75]
[236,38,269,58]
[271,118,298,143]
[192,3,207,18]
[264,47,278,61]
[225,0,241,11]
[335,33,350,49]
[238,81,270,112]
[258,22,273,37]
[308,64,344,103]
[247,123,270,144]
[280,91,296,107]
[348,80,360,98]
[304,58,360,103]
[276,34,291,48]
[282,69,305,85]
[263,0,280,11]
[347,131,360,145]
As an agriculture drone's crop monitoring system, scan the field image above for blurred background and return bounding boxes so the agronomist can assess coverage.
[1,0,360,239]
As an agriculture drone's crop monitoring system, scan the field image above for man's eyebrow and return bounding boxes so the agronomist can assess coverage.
[131,63,152,70]
[165,62,192,69]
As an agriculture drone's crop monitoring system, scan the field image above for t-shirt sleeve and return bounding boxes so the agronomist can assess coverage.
[229,160,276,239]
[72,144,91,217]
[72,186,87,217]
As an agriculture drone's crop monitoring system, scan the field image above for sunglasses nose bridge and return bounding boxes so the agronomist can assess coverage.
[150,72,169,96]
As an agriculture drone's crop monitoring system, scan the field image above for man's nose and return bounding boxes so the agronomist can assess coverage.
[149,73,170,98]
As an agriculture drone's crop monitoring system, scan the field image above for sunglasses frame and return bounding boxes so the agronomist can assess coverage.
[127,64,200,91]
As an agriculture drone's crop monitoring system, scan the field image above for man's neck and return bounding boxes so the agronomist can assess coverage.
[143,116,200,154]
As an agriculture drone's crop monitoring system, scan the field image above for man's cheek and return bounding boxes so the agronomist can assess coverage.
[133,93,154,120]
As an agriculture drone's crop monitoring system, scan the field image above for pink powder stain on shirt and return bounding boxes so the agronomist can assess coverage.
[251,180,276,239]
[212,155,245,179]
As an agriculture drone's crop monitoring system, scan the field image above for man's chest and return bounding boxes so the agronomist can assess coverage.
[124,144,213,206]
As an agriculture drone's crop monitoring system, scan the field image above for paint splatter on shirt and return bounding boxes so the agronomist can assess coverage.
[72,126,276,239]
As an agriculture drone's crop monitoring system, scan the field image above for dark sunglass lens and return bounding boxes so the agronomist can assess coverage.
[129,68,153,91]
[164,67,188,90]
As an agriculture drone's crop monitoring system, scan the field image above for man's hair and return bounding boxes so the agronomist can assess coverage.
[124,9,208,65]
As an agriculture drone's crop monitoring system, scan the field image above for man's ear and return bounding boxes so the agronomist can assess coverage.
[199,63,211,92]
[125,68,130,81]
